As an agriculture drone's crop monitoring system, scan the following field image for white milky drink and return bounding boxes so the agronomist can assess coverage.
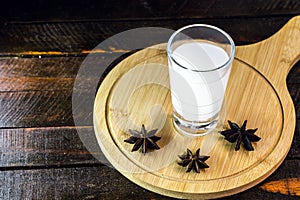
[167,24,235,136]
[168,42,232,122]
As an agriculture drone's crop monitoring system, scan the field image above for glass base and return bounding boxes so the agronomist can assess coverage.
[173,112,218,137]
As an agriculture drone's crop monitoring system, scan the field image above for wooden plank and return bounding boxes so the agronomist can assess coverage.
[0,57,88,92]
[0,57,83,78]
[288,84,300,118]
[0,56,296,92]
[286,50,299,160]
[0,160,299,199]
[287,60,300,84]
[0,55,126,92]
[289,119,300,159]
[1,0,300,22]
[0,89,101,127]
[0,126,101,169]
[0,17,293,55]
[0,90,74,127]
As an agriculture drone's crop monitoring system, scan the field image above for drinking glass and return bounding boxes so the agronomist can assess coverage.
[167,24,235,137]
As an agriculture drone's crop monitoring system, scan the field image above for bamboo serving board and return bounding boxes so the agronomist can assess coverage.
[93,16,299,199]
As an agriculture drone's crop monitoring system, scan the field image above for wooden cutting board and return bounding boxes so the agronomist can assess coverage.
[93,16,299,199]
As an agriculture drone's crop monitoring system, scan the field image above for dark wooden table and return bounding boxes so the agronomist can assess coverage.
[0,1,299,199]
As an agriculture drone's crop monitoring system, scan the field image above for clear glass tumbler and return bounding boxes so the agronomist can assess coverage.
[167,24,235,137]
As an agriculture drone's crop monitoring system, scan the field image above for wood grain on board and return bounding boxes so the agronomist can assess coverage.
[93,16,299,199]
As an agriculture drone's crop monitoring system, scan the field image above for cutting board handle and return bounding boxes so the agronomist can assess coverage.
[275,16,300,66]
[236,16,300,83]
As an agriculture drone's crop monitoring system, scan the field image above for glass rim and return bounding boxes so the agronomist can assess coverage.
[167,24,236,72]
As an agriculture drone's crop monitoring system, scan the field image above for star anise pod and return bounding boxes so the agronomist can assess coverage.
[219,120,261,151]
[124,124,161,155]
[178,148,210,173]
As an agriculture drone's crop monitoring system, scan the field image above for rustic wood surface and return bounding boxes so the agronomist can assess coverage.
[0,1,300,199]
